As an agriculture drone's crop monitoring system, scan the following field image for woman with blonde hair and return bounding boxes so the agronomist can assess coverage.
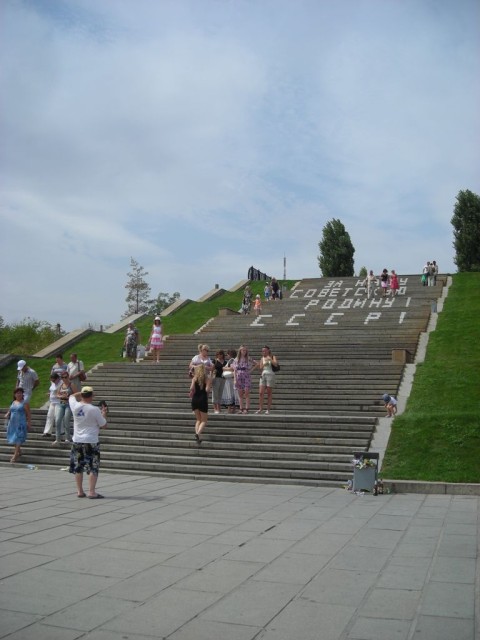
[189,364,212,444]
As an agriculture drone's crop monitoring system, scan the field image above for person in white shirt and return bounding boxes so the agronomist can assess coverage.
[16,360,39,404]
[42,373,61,437]
[68,386,108,499]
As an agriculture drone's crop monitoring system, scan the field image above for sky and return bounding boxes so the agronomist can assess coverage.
[1,0,479,332]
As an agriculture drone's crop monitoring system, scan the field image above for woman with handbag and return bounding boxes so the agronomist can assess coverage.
[254,346,279,415]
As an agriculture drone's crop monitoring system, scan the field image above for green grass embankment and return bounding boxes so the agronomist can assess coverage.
[381,273,480,483]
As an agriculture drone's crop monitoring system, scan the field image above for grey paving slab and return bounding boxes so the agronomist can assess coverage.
[102,587,222,637]
[260,599,355,640]
[301,567,378,606]
[201,580,300,626]
[0,468,478,640]
[410,615,475,640]
[347,616,412,640]
[168,618,261,640]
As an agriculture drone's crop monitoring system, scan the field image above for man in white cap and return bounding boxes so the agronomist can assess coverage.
[68,386,108,498]
[16,360,39,403]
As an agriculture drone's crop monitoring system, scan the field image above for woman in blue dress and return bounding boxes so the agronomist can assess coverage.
[4,388,31,463]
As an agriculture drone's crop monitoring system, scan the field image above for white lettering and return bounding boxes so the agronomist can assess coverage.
[322,299,336,309]
[290,289,303,299]
[250,314,272,327]
[399,312,406,324]
[339,299,353,309]
[364,312,381,324]
[353,298,367,309]
[305,289,317,298]
[305,300,320,310]
[369,298,382,308]
[286,313,306,326]
[325,313,344,325]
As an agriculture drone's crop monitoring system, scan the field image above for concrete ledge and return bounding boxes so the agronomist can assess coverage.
[159,298,193,317]
[196,287,227,303]
[104,313,146,334]
[384,479,480,495]
[33,328,94,358]
[228,279,249,292]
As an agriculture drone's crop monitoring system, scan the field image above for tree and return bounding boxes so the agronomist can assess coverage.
[123,258,152,318]
[318,218,355,277]
[0,317,64,353]
[147,291,181,316]
[358,266,367,278]
[451,189,480,272]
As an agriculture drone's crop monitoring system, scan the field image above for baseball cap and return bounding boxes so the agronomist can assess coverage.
[382,393,391,402]
[17,359,26,370]
[81,386,94,395]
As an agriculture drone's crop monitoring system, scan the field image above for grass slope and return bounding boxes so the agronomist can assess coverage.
[381,273,480,483]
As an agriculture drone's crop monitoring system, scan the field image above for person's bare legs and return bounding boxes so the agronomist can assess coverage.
[256,385,265,413]
[87,472,99,497]
[196,411,208,441]
[75,472,85,496]
[265,386,273,412]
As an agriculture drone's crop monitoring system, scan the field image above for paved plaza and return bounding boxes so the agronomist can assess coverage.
[0,467,478,640]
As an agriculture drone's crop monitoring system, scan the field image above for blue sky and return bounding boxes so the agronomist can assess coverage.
[1,0,479,331]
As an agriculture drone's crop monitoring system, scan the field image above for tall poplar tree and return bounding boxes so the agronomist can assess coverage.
[451,189,480,272]
[318,218,355,277]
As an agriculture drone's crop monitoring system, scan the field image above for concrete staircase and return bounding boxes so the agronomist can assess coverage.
[0,275,443,487]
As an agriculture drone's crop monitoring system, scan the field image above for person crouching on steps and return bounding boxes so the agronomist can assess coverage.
[190,364,212,445]
[382,393,398,418]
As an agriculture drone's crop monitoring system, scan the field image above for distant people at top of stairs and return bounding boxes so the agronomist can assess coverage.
[379,269,389,297]
[271,277,280,300]
[390,270,399,296]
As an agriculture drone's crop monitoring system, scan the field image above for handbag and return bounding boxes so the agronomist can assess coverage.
[79,370,87,382]
[222,370,234,378]
[272,363,280,372]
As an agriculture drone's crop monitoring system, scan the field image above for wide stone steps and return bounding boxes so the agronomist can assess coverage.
[0,275,442,486]
[0,409,372,486]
